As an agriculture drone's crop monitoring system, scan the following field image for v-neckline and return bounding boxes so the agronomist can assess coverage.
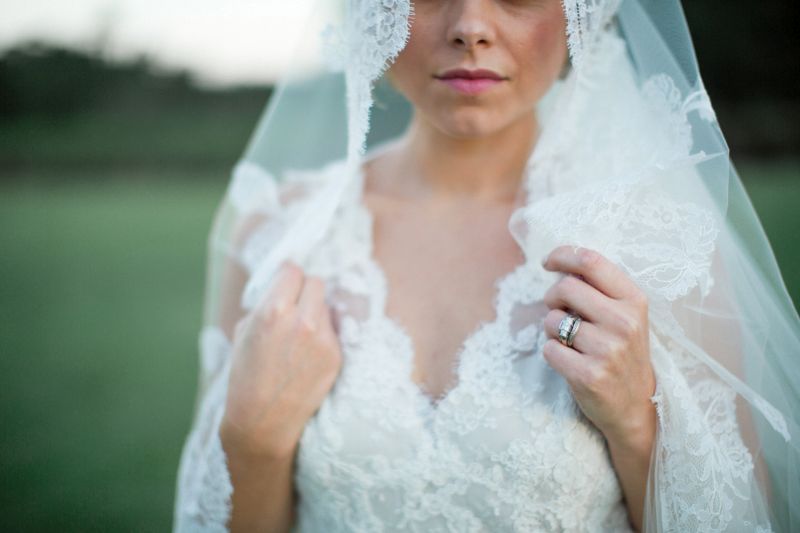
[352,164,531,415]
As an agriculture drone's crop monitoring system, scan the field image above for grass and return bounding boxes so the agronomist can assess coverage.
[734,160,800,300]
[0,161,797,531]
[0,169,225,531]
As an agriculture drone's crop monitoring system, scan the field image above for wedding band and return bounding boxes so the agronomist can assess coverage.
[558,313,582,348]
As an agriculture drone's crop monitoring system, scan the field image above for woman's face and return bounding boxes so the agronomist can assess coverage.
[387,0,568,138]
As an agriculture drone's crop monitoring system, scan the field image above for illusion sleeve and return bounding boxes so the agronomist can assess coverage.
[172,161,321,532]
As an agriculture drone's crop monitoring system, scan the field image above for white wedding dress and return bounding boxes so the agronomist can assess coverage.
[173,152,768,532]
[168,0,800,526]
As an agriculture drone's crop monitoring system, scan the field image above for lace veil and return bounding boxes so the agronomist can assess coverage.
[174,0,800,530]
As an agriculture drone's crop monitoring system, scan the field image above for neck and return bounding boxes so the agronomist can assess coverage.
[392,109,539,203]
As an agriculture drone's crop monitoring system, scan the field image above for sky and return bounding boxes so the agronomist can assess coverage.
[0,0,333,87]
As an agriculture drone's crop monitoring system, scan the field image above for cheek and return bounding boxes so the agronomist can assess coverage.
[536,14,569,73]
[385,19,436,99]
[388,50,421,96]
[517,18,567,94]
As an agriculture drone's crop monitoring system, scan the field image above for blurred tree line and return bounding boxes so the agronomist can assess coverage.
[0,44,272,175]
[681,1,798,157]
[0,0,796,178]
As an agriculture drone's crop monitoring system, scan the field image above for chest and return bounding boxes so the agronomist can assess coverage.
[365,192,528,404]
[291,194,629,532]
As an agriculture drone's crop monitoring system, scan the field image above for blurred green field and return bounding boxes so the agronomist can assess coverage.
[0,169,225,531]
[0,161,798,531]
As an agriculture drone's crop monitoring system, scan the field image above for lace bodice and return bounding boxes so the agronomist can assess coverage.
[174,156,770,532]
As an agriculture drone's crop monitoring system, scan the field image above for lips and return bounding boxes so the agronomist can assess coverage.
[434,68,507,95]
[436,68,505,80]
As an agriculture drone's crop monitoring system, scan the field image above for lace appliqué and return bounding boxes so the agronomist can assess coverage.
[520,179,720,302]
[641,73,717,167]
[321,0,413,78]
[561,0,623,68]
[320,0,413,158]
[228,161,280,215]
[238,161,343,307]
[174,327,233,532]
[648,333,774,533]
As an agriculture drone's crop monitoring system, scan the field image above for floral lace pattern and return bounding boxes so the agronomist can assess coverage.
[173,328,233,532]
[561,0,623,68]
[320,0,413,158]
[288,164,635,532]
[518,179,720,302]
[648,332,773,532]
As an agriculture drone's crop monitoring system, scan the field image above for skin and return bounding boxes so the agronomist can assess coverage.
[365,0,657,530]
[365,0,570,403]
[220,260,344,531]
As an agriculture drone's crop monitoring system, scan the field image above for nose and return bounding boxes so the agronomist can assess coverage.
[446,0,496,50]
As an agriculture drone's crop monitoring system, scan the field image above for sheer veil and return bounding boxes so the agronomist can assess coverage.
[173,0,800,531]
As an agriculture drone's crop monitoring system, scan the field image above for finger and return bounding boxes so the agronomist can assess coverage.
[328,304,342,337]
[542,273,615,325]
[318,306,343,358]
[541,338,590,386]
[542,308,602,356]
[296,275,327,330]
[260,260,305,316]
[542,245,640,301]
[233,314,250,342]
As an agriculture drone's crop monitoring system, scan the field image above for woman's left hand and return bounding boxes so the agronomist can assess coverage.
[541,245,656,448]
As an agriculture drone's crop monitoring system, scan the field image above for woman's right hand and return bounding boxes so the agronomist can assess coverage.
[220,260,344,460]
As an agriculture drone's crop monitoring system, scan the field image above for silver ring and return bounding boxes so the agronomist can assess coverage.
[558,313,582,348]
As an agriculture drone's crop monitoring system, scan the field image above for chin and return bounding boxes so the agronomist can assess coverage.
[435,110,511,139]
[439,115,504,139]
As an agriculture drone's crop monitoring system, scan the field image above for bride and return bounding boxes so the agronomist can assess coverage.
[173,0,800,531]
